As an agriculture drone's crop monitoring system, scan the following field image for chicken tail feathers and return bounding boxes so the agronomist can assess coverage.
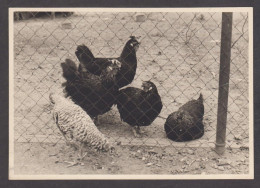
[198,93,203,102]
[75,45,94,68]
[61,59,79,81]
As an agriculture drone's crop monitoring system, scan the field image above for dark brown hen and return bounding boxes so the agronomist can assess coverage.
[164,94,204,142]
[75,36,140,89]
[116,81,162,137]
[61,58,120,120]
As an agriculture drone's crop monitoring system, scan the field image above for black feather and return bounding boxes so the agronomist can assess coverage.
[61,59,119,118]
[164,93,204,142]
[116,81,162,127]
[75,36,140,88]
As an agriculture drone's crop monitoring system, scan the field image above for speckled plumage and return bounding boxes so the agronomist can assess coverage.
[49,93,112,152]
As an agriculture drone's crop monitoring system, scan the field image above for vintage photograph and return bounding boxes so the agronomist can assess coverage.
[9,8,253,179]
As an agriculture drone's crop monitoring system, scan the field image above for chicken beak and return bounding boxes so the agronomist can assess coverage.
[134,45,139,52]
[137,41,141,47]
[142,84,149,92]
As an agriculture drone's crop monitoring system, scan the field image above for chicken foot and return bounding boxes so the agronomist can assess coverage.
[137,126,147,134]
[64,143,87,167]
[132,126,140,138]
[132,126,147,138]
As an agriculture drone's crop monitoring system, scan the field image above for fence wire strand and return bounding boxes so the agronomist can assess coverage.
[13,11,249,152]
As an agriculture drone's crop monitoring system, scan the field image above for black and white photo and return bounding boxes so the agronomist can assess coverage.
[9,8,253,179]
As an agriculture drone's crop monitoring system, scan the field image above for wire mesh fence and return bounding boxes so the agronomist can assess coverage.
[12,11,249,173]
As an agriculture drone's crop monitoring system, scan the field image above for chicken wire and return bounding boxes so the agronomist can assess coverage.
[13,11,249,153]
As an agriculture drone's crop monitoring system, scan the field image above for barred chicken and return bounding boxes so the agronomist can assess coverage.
[49,93,114,166]
[61,58,121,121]
[116,81,163,137]
[164,93,204,142]
[75,36,140,88]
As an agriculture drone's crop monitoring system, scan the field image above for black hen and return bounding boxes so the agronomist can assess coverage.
[61,58,121,120]
[164,94,204,142]
[75,36,140,88]
[116,81,162,137]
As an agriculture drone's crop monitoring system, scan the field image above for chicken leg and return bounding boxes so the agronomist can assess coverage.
[137,126,147,135]
[64,143,87,167]
[132,126,140,138]
[93,115,100,125]
[132,126,148,138]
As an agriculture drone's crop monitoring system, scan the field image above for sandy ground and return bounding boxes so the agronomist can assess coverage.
[14,142,249,175]
[12,12,249,175]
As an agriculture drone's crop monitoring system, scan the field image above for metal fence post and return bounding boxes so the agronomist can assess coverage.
[215,12,233,155]
[51,12,55,19]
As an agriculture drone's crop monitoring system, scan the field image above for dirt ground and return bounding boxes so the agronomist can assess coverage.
[14,142,249,175]
[12,12,250,175]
